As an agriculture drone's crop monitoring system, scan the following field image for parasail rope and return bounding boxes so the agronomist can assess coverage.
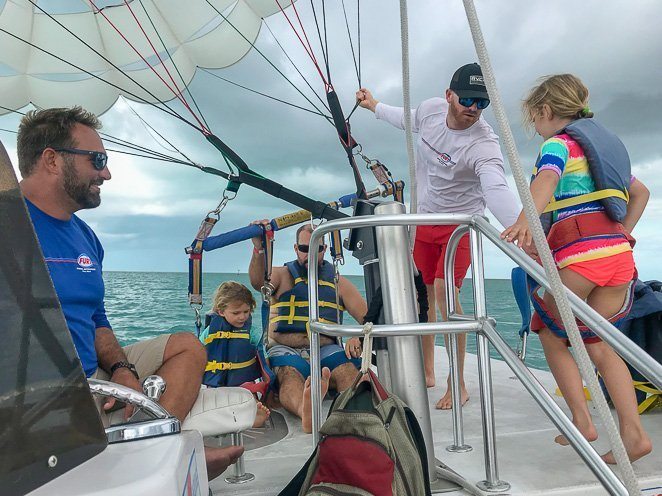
[461,1,638,494]
[88,0,211,134]
[398,0,417,246]
[201,70,331,120]
[340,0,361,88]
[275,0,330,88]
[263,18,332,114]
[135,0,210,131]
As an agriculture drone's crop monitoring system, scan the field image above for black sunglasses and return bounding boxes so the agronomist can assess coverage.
[297,244,325,253]
[52,148,108,171]
[458,97,490,110]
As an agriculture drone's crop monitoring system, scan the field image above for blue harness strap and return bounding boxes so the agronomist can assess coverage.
[511,267,532,339]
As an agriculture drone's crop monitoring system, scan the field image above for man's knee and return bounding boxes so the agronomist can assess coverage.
[330,362,358,389]
[165,332,207,370]
[277,366,305,388]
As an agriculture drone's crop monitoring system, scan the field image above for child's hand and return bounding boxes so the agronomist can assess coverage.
[501,219,533,250]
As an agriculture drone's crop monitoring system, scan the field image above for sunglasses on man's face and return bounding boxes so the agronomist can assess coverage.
[52,148,108,171]
[458,97,490,110]
[297,244,325,253]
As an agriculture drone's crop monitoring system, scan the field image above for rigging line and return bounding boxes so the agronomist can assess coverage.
[105,148,195,166]
[201,0,331,121]
[124,99,197,163]
[308,0,330,75]
[87,0,210,134]
[341,0,360,87]
[135,0,210,130]
[357,0,361,87]
[15,4,204,133]
[201,69,330,119]
[101,134,179,160]
[0,128,17,134]
[321,0,331,85]
[262,19,331,114]
[101,130,190,164]
[273,0,329,87]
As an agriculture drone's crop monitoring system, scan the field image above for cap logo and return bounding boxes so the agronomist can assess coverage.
[469,75,485,86]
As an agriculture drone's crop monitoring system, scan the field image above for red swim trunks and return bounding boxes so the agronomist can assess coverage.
[413,224,471,288]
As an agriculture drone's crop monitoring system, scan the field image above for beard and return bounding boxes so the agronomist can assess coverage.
[62,157,102,209]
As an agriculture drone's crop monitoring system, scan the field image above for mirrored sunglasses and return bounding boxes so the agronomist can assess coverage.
[458,97,490,110]
[52,147,108,170]
[297,244,325,253]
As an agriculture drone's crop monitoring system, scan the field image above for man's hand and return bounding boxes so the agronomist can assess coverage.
[356,88,379,113]
[250,219,271,249]
[104,367,142,420]
[345,337,363,359]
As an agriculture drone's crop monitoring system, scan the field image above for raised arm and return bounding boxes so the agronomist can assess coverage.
[356,87,419,132]
[622,177,649,233]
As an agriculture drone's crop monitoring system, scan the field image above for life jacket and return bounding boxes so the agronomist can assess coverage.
[538,118,631,234]
[271,260,344,334]
[200,313,261,388]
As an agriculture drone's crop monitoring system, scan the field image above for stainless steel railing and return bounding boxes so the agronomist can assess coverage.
[306,211,662,495]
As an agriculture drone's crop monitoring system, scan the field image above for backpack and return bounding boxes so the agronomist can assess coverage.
[279,370,432,496]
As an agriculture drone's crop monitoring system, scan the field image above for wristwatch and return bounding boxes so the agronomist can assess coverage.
[109,360,139,380]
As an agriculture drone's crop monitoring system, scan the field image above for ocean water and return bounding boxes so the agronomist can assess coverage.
[104,272,549,371]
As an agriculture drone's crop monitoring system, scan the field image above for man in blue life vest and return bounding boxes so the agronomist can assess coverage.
[17,106,243,480]
[249,223,367,433]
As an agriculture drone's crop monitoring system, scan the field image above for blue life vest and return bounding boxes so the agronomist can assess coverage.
[271,260,344,333]
[200,314,261,387]
[539,118,631,234]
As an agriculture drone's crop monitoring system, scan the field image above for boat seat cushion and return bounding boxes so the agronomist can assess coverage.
[182,386,256,436]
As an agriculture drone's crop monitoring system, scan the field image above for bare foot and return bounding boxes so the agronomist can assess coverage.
[204,445,244,480]
[301,367,331,434]
[252,401,271,428]
[435,387,469,410]
[426,373,436,388]
[554,418,598,446]
[601,431,652,464]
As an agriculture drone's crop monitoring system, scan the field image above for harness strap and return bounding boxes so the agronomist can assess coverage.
[543,188,629,214]
[205,357,257,372]
[203,331,250,344]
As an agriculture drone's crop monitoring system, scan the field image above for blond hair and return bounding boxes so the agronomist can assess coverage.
[212,281,256,313]
[522,74,593,130]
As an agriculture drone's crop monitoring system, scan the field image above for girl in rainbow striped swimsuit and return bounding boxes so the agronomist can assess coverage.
[502,74,651,463]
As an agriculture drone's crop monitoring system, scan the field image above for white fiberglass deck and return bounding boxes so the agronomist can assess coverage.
[211,350,662,496]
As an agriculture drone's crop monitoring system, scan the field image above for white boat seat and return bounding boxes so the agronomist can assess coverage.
[182,386,256,437]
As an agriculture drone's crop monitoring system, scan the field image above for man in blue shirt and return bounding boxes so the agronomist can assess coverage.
[18,107,241,480]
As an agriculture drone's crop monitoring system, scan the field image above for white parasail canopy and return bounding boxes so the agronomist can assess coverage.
[0,0,291,116]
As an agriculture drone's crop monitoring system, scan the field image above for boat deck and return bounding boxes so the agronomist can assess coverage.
[210,350,662,495]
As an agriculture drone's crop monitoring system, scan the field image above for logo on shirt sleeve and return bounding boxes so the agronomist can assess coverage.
[77,253,96,272]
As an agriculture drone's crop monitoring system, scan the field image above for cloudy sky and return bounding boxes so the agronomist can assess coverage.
[1,0,661,279]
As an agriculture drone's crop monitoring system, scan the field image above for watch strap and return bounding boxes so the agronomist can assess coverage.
[109,360,139,380]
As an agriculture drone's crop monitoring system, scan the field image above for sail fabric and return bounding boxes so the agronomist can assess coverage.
[0,0,290,115]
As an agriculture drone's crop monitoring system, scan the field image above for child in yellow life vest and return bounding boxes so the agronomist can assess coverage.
[199,281,269,427]
[502,74,651,463]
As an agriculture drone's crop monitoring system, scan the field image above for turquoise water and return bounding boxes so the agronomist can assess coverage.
[104,272,548,371]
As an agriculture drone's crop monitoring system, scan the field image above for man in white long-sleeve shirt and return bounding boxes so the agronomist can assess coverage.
[356,63,520,409]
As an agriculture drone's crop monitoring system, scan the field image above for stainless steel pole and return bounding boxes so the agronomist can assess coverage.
[444,226,472,453]
[374,202,437,481]
[470,228,510,493]
[481,321,628,495]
